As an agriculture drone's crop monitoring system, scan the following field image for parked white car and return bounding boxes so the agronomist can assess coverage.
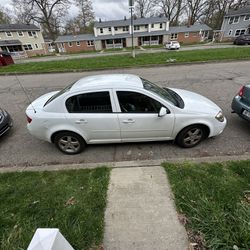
[165,41,180,50]
[26,74,226,154]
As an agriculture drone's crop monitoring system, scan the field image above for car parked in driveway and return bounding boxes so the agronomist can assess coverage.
[233,34,250,45]
[232,85,250,121]
[165,41,180,50]
[26,74,226,154]
[0,108,12,137]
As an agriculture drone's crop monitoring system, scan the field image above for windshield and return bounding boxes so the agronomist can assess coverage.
[142,78,184,108]
[44,82,74,107]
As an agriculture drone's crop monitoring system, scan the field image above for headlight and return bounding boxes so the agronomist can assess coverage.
[215,111,225,122]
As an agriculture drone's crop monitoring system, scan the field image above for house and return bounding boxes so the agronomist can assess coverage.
[93,16,169,49]
[169,24,212,44]
[219,6,250,41]
[55,34,96,53]
[0,24,47,57]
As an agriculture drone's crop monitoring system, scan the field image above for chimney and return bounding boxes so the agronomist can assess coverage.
[99,18,102,23]
[124,16,127,20]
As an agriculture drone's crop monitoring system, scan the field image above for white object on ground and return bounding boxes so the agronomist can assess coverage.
[27,228,74,250]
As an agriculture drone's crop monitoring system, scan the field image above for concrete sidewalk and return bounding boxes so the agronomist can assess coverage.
[104,166,188,250]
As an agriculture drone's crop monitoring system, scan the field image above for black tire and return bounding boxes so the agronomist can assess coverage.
[54,131,85,154]
[176,125,206,148]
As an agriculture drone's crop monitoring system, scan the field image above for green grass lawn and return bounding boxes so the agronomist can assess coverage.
[163,161,250,249]
[0,168,110,250]
[0,47,250,74]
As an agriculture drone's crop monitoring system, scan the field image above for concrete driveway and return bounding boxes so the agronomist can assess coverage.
[0,61,249,168]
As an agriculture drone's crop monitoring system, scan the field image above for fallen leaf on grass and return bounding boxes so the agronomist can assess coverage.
[65,196,77,206]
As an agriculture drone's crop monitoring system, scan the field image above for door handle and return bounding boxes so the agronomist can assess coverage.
[122,119,135,124]
[75,119,88,124]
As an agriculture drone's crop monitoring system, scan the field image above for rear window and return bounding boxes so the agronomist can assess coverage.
[44,82,74,107]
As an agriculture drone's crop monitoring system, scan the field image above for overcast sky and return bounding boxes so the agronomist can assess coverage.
[0,0,130,21]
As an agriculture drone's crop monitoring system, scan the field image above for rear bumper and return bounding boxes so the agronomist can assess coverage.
[231,96,250,122]
[0,112,13,137]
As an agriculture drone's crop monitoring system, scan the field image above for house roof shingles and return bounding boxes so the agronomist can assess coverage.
[169,24,212,33]
[55,34,95,43]
[94,16,168,28]
[0,24,40,32]
[0,40,22,46]
[225,6,250,17]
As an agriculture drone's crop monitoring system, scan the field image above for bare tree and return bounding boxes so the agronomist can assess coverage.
[0,5,12,24]
[11,0,70,39]
[155,0,186,25]
[135,0,157,18]
[185,0,208,25]
[74,0,95,31]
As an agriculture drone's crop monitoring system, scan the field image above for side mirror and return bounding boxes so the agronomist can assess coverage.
[158,107,167,117]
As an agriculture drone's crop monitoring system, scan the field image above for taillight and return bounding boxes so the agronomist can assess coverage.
[238,86,244,97]
[26,115,32,123]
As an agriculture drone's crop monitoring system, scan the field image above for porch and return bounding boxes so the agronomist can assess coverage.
[138,35,163,46]
[102,38,126,49]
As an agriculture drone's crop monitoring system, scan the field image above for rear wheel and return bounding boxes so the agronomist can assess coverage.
[176,125,206,148]
[54,132,85,154]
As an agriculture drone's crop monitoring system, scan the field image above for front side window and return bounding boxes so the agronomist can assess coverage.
[66,91,112,113]
[117,91,162,113]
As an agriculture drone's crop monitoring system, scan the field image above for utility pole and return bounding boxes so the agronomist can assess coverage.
[129,0,135,58]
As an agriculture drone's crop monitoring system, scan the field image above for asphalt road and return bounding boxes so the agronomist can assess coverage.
[0,61,250,168]
[15,44,239,64]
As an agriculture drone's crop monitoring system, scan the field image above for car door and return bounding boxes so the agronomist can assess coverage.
[114,90,175,142]
[64,90,121,143]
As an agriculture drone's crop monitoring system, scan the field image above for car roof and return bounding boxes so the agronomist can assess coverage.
[71,74,143,91]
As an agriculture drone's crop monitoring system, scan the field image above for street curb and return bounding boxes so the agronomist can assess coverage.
[0,154,249,173]
[1,58,250,76]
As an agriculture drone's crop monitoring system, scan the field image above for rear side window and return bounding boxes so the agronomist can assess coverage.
[66,91,112,113]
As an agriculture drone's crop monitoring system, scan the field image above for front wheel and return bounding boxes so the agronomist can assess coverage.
[176,125,206,148]
[54,132,85,154]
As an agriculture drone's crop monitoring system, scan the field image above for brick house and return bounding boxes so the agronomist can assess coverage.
[55,34,96,53]
[0,24,47,57]
[169,24,212,44]
[219,6,250,41]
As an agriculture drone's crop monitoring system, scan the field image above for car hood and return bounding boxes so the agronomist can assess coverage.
[170,88,221,114]
[26,91,59,111]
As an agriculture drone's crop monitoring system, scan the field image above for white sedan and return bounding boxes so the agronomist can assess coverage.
[165,41,180,50]
[26,74,226,154]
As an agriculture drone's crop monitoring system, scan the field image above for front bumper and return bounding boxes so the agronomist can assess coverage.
[0,111,13,137]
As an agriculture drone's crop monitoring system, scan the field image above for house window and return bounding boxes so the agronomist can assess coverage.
[145,24,148,29]
[228,30,233,36]
[244,15,250,21]
[28,31,37,37]
[160,23,163,29]
[114,27,118,31]
[34,44,39,49]
[123,26,129,31]
[185,32,189,38]
[76,41,80,46]
[170,33,178,39]
[233,16,239,23]
[68,42,73,47]
[100,28,103,34]
[17,31,24,37]
[229,16,240,24]
[23,44,33,50]
[87,40,94,46]
[109,27,111,32]
[5,31,12,37]
[134,26,140,31]
[235,29,246,36]
[151,24,154,28]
